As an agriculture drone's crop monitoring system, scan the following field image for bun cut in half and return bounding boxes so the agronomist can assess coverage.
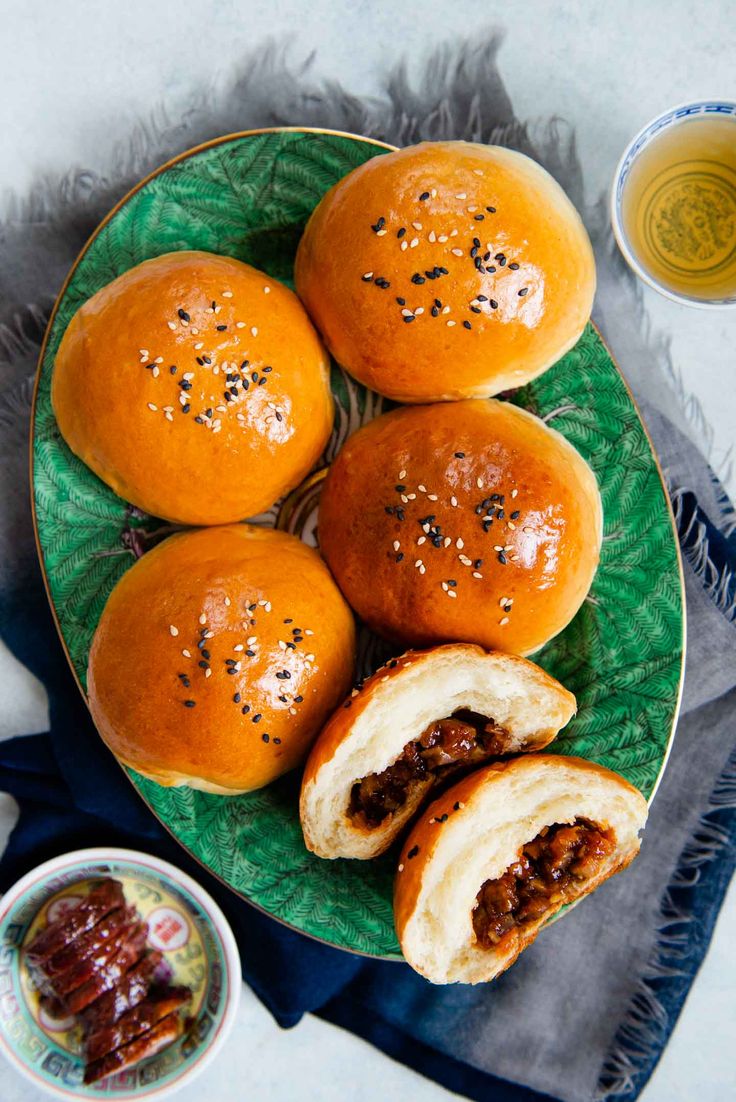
[295,140,595,402]
[395,755,647,984]
[300,645,576,860]
[318,399,603,656]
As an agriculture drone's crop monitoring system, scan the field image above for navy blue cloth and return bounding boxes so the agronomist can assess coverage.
[0,538,734,1102]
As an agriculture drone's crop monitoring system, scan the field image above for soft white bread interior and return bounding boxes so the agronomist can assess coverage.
[299,645,576,860]
[395,755,648,984]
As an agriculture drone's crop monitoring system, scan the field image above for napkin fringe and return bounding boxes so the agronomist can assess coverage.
[596,741,736,1100]
[671,487,736,621]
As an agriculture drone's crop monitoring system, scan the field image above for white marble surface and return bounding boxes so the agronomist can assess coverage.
[1,2,734,1099]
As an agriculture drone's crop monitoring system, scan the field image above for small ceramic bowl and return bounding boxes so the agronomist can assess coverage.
[0,848,241,1100]
[611,99,736,308]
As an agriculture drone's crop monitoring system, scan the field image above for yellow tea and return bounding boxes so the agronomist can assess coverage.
[621,116,736,300]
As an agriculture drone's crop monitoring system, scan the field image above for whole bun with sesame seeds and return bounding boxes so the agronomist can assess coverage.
[394,756,647,984]
[317,398,602,656]
[300,644,576,860]
[52,251,333,525]
[87,524,356,794]
[294,141,595,402]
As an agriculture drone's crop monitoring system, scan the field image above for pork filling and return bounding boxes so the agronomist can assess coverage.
[473,819,615,948]
[348,711,511,828]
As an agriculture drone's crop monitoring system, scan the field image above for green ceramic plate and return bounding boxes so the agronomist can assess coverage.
[31,128,685,959]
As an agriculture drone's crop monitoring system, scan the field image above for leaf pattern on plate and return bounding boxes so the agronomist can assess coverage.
[32,130,683,958]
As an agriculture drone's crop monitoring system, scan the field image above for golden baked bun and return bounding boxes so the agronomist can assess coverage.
[394,756,647,984]
[318,399,602,656]
[87,525,356,794]
[295,141,595,402]
[52,251,333,525]
[300,645,575,859]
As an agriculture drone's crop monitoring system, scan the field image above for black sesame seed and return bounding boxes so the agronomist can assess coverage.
[397,227,406,238]
[273,737,281,745]
[198,660,208,670]
[484,252,491,262]
[396,552,404,562]
[182,404,191,413]
[384,505,394,515]
[486,205,496,213]
[178,309,190,322]
[509,262,520,270]
[205,408,213,418]
[518,287,529,297]
[278,695,287,703]
[403,315,415,323]
[233,693,241,703]
[411,274,425,285]
[455,451,465,458]
[196,357,204,366]
[474,214,485,221]
[431,306,439,317]
[475,559,483,568]
[262,366,272,373]
[252,713,262,723]
[470,306,481,314]
[245,649,256,657]
[216,323,227,330]
[258,377,267,386]
[262,732,270,743]
[295,695,303,703]
[395,484,406,492]
[470,246,478,258]
[241,704,250,714]
[202,649,211,660]
[396,297,406,306]
[510,510,520,519]
[463,320,472,330]
[408,845,420,859]
[183,700,196,708]
[194,416,204,424]
[169,365,177,374]
[419,191,430,201]
[202,356,211,365]
[489,299,498,309]
[499,552,508,565]
[241,360,249,370]
[439,267,448,274]
[343,700,352,709]
[361,273,373,282]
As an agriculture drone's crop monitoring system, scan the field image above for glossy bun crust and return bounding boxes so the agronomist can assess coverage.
[318,399,602,656]
[87,525,356,793]
[295,141,595,402]
[52,251,333,525]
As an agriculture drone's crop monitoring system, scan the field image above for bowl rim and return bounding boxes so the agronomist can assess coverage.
[610,98,736,309]
[0,846,242,1102]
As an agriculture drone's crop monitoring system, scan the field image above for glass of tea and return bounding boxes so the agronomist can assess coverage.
[612,101,736,307]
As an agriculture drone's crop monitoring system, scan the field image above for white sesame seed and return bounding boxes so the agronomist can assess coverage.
[455,192,467,200]
[400,494,409,504]
[441,581,449,591]
[438,234,448,242]
[265,602,272,612]
[165,411,173,421]
[456,538,464,549]
[415,559,423,568]
[418,484,427,493]
[417,536,426,546]
[263,285,271,293]
[289,707,297,715]
[494,545,503,552]
[392,540,400,551]
[401,309,414,317]
[139,349,149,357]
[400,240,408,251]
[169,625,179,636]
[473,168,484,176]
[213,366,220,376]
[500,616,509,625]
[476,477,484,489]
[419,564,426,574]
[427,494,438,501]
[376,229,387,237]
[167,321,177,331]
[183,372,195,380]
[163,406,174,413]
[222,290,233,298]
[152,366,160,378]
[499,597,508,607]
[410,237,419,248]
[451,496,458,507]
[279,641,287,651]
[233,643,244,652]
[182,649,191,658]
[473,572,483,579]
[451,228,459,236]
[459,554,472,566]
[205,668,212,678]
[447,589,457,598]
[443,536,451,547]
[442,305,451,314]
[251,327,258,337]
[154,356,164,364]
[398,863,404,873]
[505,545,513,551]
[236,321,246,328]
[363,271,374,279]
[447,320,456,327]
[399,469,407,479]
[412,222,422,230]
[512,489,518,498]
[180,318,189,326]
[305,652,314,661]
[406,493,416,500]
[199,613,207,625]
[381,675,389,682]
[194,342,204,350]
[467,205,478,213]
[414,307,425,316]
[191,327,199,334]
[204,630,214,638]
[216,405,227,413]
[431,188,437,197]
[428,230,436,242]
[351,688,359,697]
[508,521,516,530]
[451,247,464,257]
[305,629,314,635]
[147,403,158,411]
